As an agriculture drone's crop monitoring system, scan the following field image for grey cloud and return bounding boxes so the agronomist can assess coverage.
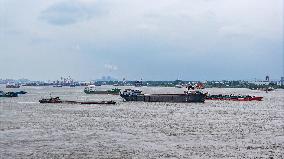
[39,1,105,26]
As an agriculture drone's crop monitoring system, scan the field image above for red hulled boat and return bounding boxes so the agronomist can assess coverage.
[206,94,263,101]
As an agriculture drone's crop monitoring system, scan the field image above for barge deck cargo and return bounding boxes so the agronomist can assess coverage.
[120,89,206,103]
[39,97,116,104]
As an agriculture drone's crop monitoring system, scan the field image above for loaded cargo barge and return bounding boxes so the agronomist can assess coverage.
[120,89,206,103]
[84,85,121,95]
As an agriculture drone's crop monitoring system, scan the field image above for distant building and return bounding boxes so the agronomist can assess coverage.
[250,76,270,85]
[265,75,269,82]
[278,77,284,86]
[97,76,118,81]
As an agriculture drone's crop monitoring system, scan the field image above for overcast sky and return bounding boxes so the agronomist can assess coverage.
[0,0,283,81]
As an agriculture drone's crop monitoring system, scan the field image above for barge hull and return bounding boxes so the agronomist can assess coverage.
[206,97,263,101]
[121,94,205,103]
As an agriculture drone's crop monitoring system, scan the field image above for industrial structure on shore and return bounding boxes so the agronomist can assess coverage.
[1,75,284,89]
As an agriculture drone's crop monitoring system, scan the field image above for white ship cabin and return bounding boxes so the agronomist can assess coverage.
[175,84,183,88]
[122,89,142,95]
[84,85,96,91]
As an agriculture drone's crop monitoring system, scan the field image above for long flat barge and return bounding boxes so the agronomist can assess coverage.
[39,97,116,104]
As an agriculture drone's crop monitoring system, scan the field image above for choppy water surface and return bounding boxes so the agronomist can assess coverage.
[0,85,283,158]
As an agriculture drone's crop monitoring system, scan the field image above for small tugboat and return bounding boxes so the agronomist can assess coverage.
[39,97,116,104]
[120,89,206,103]
[206,94,263,101]
[195,83,205,89]
[0,91,18,97]
[84,85,121,95]
[39,97,63,103]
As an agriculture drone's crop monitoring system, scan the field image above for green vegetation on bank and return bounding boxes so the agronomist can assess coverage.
[1,79,284,89]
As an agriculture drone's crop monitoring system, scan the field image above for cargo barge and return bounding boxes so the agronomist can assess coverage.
[206,94,263,101]
[39,97,116,104]
[120,89,206,103]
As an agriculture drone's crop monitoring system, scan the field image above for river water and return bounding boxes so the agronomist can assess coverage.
[0,85,283,158]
